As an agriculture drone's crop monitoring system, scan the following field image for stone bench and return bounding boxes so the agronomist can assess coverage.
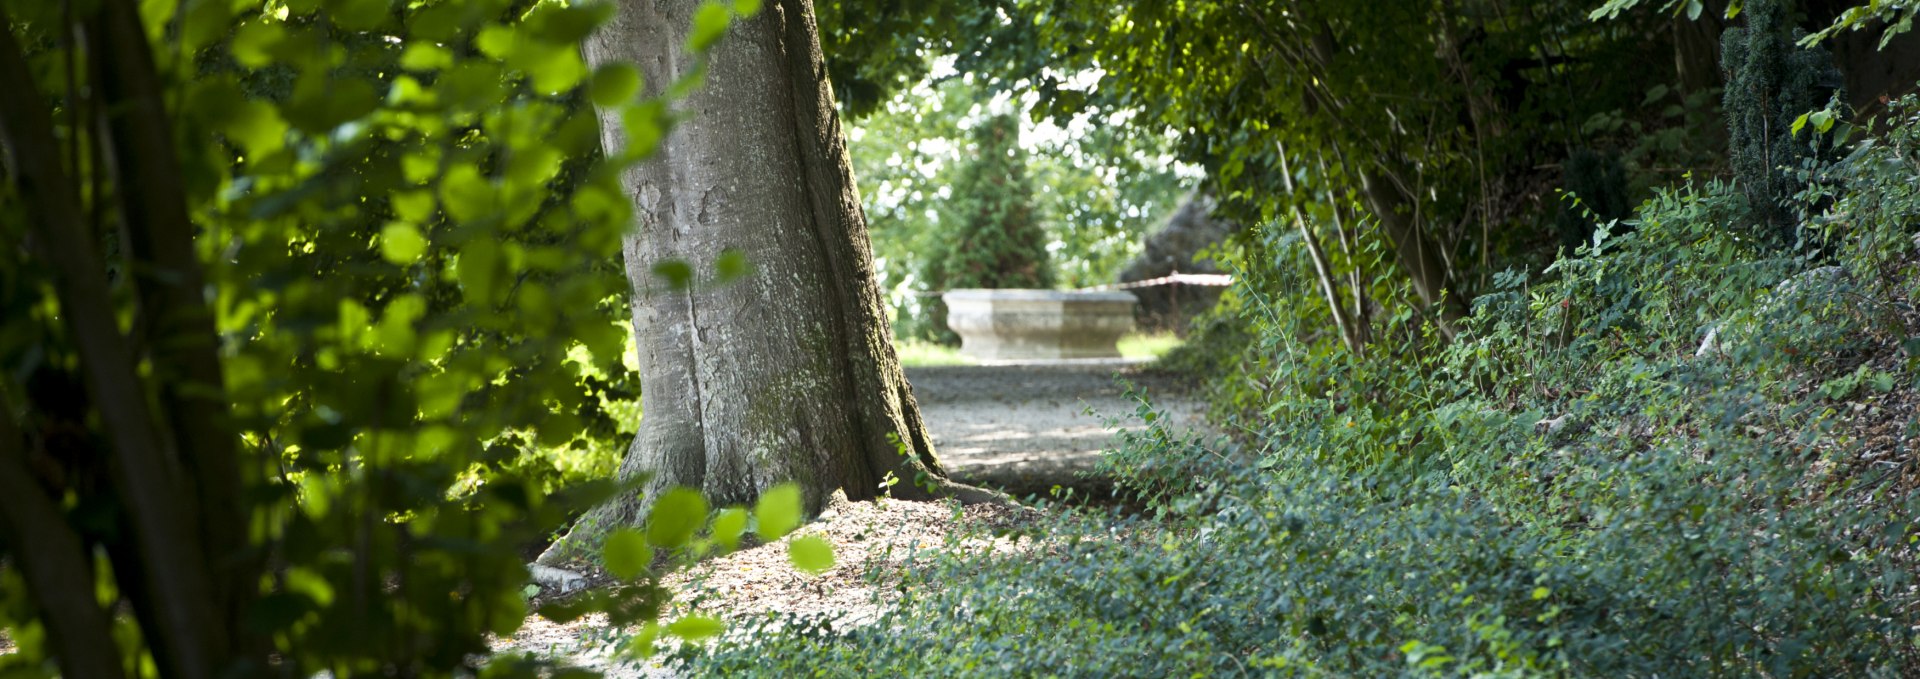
[942,289,1137,361]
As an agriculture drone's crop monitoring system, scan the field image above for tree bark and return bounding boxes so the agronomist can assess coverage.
[550,0,994,556]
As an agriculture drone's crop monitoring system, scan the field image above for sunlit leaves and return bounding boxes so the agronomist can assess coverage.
[688,2,736,53]
[620,100,671,159]
[713,248,754,284]
[522,1,615,43]
[439,166,497,224]
[476,25,581,94]
[222,101,290,157]
[591,63,644,106]
[390,190,435,223]
[646,488,709,548]
[325,0,391,31]
[787,534,835,574]
[285,72,379,133]
[373,294,424,354]
[228,21,286,68]
[378,223,428,264]
[0,0,766,673]
[456,239,502,305]
[666,614,725,640]
[754,483,803,541]
[709,507,749,550]
[602,528,651,580]
[439,62,507,111]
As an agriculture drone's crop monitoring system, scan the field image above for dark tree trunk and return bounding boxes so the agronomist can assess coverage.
[0,4,234,675]
[1357,165,1465,335]
[549,0,994,557]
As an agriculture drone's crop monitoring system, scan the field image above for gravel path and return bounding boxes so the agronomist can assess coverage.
[909,359,1208,499]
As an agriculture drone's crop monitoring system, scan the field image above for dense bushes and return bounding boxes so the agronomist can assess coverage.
[683,96,1920,677]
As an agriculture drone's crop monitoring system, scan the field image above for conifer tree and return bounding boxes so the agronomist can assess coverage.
[923,114,1053,341]
[1722,0,1845,246]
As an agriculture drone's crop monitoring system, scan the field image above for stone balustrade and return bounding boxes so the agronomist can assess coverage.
[941,289,1137,361]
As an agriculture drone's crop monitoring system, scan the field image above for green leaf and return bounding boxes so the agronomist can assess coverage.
[647,487,708,548]
[733,0,762,14]
[754,483,802,540]
[712,249,754,284]
[666,614,724,640]
[710,507,747,550]
[441,62,506,110]
[687,2,733,53]
[391,190,436,222]
[1812,110,1837,133]
[651,259,694,290]
[524,2,614,42]
[229,21,286,69]
[284,567,335,607]
[626,622,662,658]
[787,535,835,574]
[458,239,501,305]
[520,44,588,94]
[475,25,517,60]
[374,294,425,354]
[415,371,469,419]
[224,100,289,157]
[325,0,389,31]
[285,73,378,133]
[379,223,428,264]
[440,166,495,224]
[590,64,643,107]
[1641,84,1670,106]
[399,43,454,71]
[620,100,670,158]
[181,0,233,53]
[602,528,650,580]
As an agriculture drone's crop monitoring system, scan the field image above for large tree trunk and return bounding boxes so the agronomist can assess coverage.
[550,0,990,556]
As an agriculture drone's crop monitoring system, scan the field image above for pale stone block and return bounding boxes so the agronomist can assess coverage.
[942,289,1137,361]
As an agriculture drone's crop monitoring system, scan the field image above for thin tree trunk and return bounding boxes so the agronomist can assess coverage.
[86,0,250,643]
[1276,142,1360,352]
[550,0,995,557]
